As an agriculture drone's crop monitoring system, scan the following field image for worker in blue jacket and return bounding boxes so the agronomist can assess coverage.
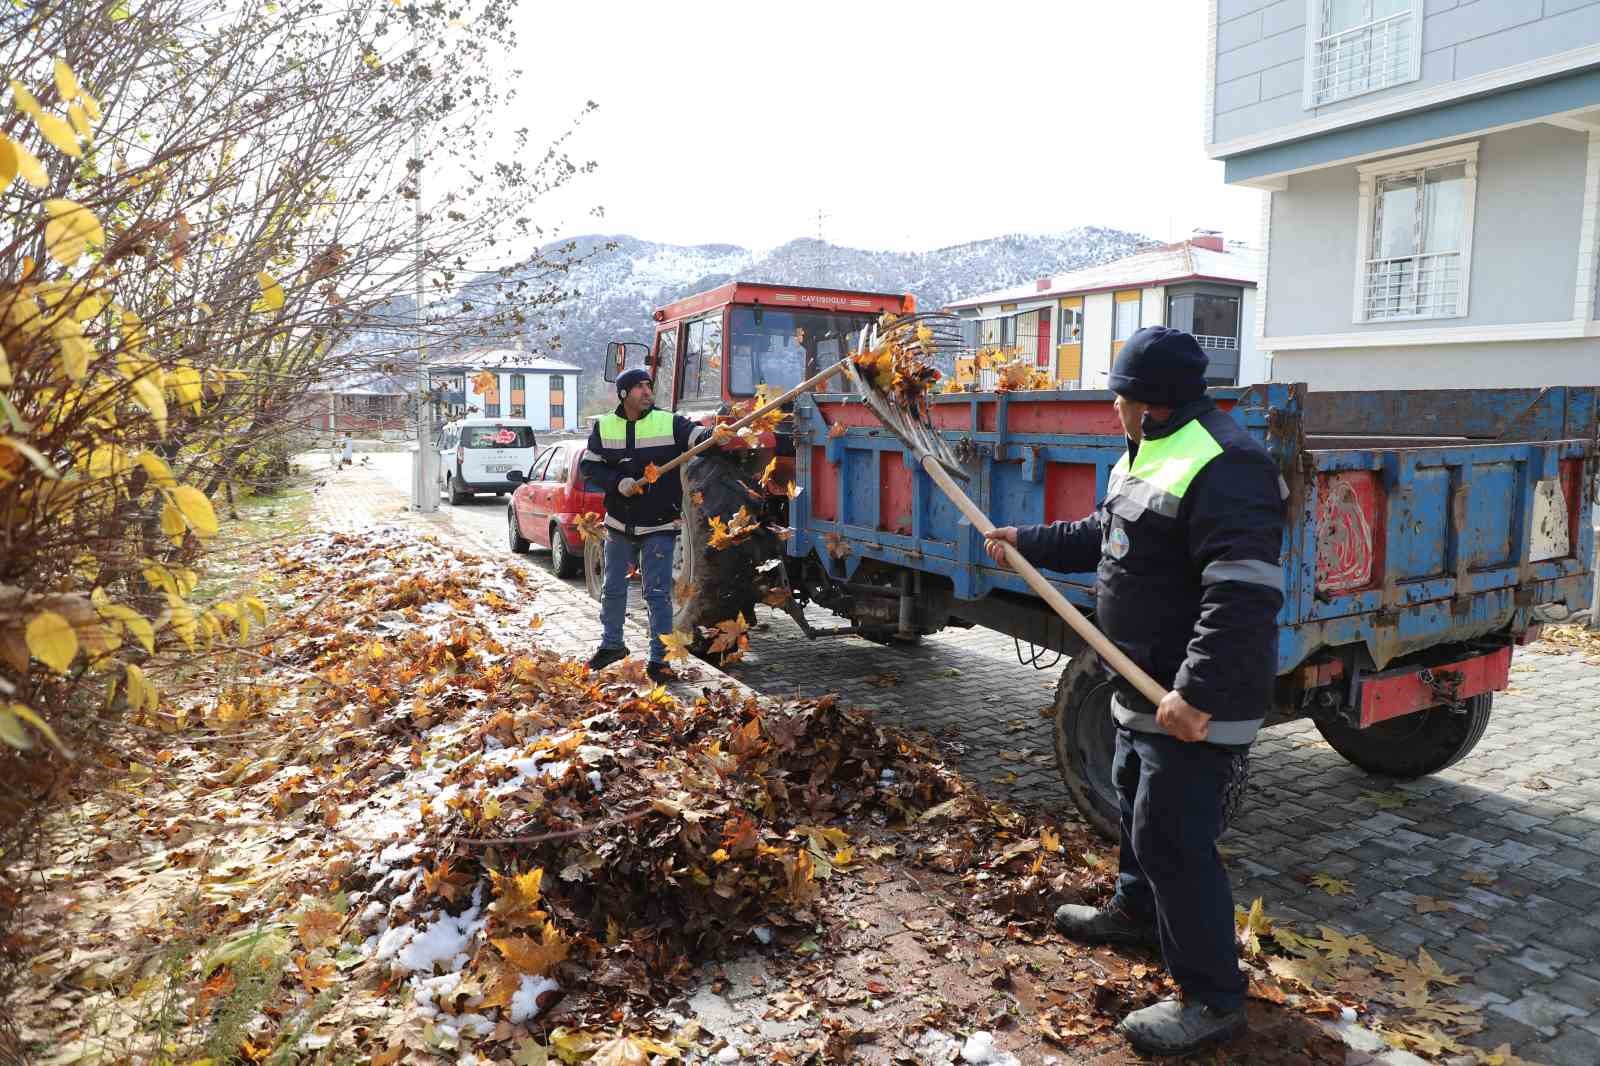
[985,326,1285,1057]
[580,367,729,683]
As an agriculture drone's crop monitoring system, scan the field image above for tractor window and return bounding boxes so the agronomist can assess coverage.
[727,307,880,396]
[679,315,723,403]
[652,327,678,410]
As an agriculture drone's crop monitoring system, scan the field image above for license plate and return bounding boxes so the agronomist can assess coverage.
[484,464,513,473]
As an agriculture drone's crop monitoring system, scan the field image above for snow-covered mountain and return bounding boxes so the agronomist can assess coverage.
[448,226,1156,414]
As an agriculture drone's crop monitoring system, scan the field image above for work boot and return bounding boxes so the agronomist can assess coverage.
[1119,996,1246,1056]
[587,646,628,671]
[645,661,678,684]
[1053,901,1160,949]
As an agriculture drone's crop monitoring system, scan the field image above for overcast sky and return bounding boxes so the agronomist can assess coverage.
[513,0,1264,255]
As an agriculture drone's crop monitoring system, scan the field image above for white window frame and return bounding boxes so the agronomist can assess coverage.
[1302,0,1424,110]
[1351,141,1478,324]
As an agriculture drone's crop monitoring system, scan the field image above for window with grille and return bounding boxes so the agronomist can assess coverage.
[1355,144,1477,322]
[1306,0,1420,108]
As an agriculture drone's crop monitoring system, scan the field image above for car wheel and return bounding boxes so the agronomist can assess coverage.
[508,506,531,554]
[551,524,581,577]
[448,473,468,505]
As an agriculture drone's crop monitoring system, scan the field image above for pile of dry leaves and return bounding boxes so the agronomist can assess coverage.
[9,528,1521,1065]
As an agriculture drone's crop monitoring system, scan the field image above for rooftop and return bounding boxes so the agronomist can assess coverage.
[947,237,1260,310]
[430,349,583,373]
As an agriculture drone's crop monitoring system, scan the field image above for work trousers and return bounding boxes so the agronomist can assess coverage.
[1110,726,1247,1012]
[599,530,675,663]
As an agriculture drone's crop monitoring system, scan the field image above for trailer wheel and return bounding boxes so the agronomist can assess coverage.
[1315,694,1493,777]
[1052,651,1120,840]
[673,451,772,645]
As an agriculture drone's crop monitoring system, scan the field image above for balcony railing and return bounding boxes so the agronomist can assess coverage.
[1310,10,1413,106]
[1364,251,1461,320]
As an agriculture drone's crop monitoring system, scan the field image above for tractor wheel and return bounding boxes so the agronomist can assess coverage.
[583,534,605,601]
[1052,651,1251,840]
[673,450,775,643]
[1052,651,1120,840]
[1315,694,1493,777]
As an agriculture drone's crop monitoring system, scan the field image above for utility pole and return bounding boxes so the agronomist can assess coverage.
[410,15,437,513]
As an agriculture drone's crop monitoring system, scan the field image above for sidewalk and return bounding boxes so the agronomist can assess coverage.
[304,458,1527,1066]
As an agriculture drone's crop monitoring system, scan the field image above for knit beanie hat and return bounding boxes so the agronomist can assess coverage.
[616,367,652,398]
[1107,326,1209,406]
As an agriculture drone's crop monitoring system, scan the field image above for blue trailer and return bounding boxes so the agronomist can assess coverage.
[777,382,1597,836]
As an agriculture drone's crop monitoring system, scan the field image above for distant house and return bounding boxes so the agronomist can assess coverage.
[427,350,582,432]
[1207,0,1600,388]
[946,234,1263,388]
[305,371,413,435]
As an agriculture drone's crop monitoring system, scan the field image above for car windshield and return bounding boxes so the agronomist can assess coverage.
[726,307,881,395]
[462,425,536,448]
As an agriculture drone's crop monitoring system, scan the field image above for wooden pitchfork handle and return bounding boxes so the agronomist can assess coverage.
[641,359,849,486]
[917,454,1169,706]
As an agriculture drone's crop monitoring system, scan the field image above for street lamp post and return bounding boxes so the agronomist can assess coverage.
[410,15,437,513]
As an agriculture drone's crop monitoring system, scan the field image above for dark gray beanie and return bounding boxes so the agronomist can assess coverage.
[616,367,652,398]
[1107,326,1209,406]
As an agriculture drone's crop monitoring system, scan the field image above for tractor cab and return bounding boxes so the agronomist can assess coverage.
[606,282,913,419]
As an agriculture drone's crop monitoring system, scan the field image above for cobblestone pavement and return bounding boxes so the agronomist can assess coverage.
[331,452,1600,1065]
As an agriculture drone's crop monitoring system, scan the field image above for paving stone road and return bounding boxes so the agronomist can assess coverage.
[329,451,1600,1065]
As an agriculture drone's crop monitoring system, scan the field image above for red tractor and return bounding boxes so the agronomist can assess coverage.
[599,281,917,646]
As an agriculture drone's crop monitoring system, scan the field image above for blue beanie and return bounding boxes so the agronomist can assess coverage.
[1107,326,1208,406]
[616,367,652,398]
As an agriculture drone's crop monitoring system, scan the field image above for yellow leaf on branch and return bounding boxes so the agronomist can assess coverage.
[169,364,203,414]
[160,499,187,542]
[33,111,81,157]
[1,703,71,757]
[252,272,285,312]
[136,451,175,488]
[9,80,42,118]
[53,58,82,101]
[67,102,91,139]
[124,662,156,711]
[43,199,104,265]
[100,604,155,655]
[131,375,167,432]
[25,610,78,673]
[0,436,60,478]
[52,316,90,380]
[167,484,218,537]
[2,136,43,188]
[243,596,269,626]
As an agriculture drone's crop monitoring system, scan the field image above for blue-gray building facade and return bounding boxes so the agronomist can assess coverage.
[1208,0,1600,388]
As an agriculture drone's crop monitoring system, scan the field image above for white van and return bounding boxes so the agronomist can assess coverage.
[437,418,539,504]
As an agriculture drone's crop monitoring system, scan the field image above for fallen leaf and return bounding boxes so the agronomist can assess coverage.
[659,630,693,663]
[1310,873,1353,897]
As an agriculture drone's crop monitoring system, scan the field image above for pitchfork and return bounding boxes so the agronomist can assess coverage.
[841,319,1168,707]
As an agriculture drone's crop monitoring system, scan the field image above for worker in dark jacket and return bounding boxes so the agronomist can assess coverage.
[580,367,729,683]
[985,326,1285,1057]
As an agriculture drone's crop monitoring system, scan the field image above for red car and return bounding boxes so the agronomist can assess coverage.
[507,440,604,577]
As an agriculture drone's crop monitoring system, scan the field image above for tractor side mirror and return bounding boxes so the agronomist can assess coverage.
[604,341,649,383]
